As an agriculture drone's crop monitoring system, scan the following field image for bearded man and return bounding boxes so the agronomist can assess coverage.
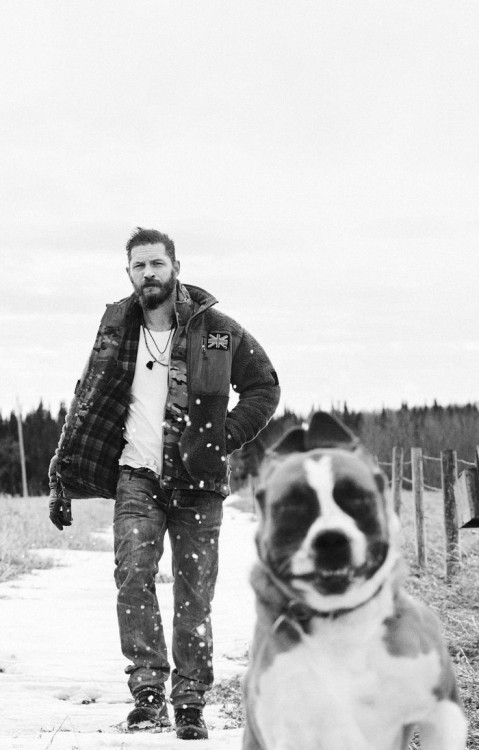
[48,227,280,739]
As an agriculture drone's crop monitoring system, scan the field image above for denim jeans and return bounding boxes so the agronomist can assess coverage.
[114,466,223,707]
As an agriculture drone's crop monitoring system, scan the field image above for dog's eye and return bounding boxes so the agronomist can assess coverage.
[341,495,369,510]
[334,480,375,515]
[334,479,369,503]
[271,485,319,528]
[334,479,385,536]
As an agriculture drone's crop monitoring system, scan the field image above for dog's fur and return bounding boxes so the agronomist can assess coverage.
[242,412,467,750]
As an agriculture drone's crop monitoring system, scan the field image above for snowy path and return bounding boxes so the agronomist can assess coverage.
[0,504,257,750]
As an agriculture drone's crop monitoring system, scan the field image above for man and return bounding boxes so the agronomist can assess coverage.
[48,228,280,740]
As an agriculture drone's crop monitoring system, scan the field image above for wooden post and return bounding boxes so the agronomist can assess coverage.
[16,399,28,498]
[411,447,426,568]
[392,447,403,517]
[441,450,460,580]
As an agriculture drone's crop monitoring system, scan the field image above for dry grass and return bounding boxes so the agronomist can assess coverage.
[0,494,114,582]
[398,490,479,748]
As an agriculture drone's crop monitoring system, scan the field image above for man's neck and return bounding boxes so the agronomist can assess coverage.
[142,300,176,332]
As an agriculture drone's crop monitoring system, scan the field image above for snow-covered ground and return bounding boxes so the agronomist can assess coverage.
[0,502,258,749]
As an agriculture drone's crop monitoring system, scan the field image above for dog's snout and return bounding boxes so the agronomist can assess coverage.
[312,530,351,569]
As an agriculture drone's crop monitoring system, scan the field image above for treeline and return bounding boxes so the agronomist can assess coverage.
[0,402,67,496]
[229,402,479,491]
[1,401,479,496]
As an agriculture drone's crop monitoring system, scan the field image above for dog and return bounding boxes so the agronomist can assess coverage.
[242,411,467,750]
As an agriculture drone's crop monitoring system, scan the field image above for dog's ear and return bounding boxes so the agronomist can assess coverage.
[269,426,306,455]
[268,412,360,457]
[305,411,360,450]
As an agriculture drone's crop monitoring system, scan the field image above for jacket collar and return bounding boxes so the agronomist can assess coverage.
[178,283,217,327]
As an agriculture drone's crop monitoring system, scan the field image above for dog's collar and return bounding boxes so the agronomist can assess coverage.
[257,560,387,631]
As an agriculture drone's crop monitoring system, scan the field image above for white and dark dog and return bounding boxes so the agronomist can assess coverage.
[242,412,467,750]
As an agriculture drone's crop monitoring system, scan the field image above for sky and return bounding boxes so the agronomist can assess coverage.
[1,0,479,418]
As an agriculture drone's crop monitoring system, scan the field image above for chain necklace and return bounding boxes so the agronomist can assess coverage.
[142,325,175,369]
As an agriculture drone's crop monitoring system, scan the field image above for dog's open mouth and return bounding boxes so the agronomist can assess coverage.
[294,566,355,594]
[316,566,354,593]
[289,554,386,595]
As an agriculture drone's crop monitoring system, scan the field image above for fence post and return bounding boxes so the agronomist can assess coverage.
[16,399,28,498]
[411,447,426,568]
[392,447,403,517]
[441,449,460,580]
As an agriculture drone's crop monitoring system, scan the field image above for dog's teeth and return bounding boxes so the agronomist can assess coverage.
[321,567,350,578]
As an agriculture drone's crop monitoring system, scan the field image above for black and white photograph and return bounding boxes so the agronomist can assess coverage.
[1,1,478,748]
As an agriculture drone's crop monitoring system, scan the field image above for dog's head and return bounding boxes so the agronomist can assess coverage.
[255,412,401,614]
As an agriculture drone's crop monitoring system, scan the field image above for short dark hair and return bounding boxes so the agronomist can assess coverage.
[126,227,176,263]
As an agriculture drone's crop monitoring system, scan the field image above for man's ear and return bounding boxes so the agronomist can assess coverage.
[174,260,181,276]
[125,265,132,282]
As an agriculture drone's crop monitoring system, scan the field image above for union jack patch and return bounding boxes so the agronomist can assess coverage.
[207,332,231,350]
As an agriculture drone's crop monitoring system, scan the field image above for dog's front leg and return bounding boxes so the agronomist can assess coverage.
[417,700,467,750]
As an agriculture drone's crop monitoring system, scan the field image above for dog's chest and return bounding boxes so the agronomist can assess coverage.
[254,613,442,750]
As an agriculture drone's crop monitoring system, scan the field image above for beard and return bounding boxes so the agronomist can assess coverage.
[135,271,177,310]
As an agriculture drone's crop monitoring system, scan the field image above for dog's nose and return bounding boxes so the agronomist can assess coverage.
[312,530,351,569]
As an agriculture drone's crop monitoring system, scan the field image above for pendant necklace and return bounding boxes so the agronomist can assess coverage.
[143,325,175,369]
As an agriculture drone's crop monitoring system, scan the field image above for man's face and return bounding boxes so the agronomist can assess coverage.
[127,243,180,310]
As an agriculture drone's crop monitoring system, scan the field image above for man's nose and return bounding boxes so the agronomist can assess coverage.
[143,266,156,278]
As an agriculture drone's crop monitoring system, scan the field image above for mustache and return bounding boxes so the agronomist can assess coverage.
[142,281,162,289]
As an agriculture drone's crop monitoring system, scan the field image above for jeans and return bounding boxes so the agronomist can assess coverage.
[114,466,223,707]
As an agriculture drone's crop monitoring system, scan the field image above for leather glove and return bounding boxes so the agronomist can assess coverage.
[49,477,72,531]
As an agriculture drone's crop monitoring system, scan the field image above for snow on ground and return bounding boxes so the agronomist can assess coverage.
[0,502,258,750]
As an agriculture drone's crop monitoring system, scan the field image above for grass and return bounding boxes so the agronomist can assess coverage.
[0,494,114,582]
[399,489,479,749]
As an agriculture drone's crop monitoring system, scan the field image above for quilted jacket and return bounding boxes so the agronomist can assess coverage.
[50,282,280,499]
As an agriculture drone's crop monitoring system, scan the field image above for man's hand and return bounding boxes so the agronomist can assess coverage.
[49,479,72,531]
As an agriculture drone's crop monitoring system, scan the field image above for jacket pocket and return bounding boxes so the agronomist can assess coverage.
[188,331,232,396]
[179,394,229,480]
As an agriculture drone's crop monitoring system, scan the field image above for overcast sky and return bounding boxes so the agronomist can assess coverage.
[1,0,479,418]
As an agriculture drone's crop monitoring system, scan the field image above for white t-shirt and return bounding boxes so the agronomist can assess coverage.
[119,328,174,475]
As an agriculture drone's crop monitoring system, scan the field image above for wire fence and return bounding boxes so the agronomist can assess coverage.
[377,446,479,580]
[378,451,466,493]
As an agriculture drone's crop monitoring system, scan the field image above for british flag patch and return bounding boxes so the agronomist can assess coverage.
[207,332,231,350]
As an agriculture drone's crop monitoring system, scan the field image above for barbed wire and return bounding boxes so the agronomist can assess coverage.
[379,452,475,467]
[400,476,441,492]
[378,459,411,467]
